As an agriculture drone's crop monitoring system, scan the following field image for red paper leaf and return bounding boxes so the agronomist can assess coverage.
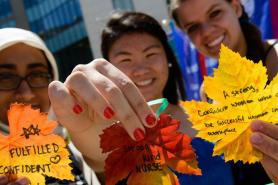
[100,114,201,185]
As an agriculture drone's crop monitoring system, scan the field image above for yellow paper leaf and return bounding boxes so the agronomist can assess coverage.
[181,45,278,163]
[0,104,74,185]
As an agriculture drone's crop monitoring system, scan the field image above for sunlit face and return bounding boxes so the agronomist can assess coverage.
[0,43,51,124]
[108,33,169,102]
[175,0,246,58]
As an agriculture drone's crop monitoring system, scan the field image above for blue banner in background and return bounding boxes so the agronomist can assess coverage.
[242,0,273,39]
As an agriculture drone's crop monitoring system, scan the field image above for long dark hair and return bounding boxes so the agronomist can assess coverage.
[230,1,265,63]
[171,0,265,63]
[101,12,186,104]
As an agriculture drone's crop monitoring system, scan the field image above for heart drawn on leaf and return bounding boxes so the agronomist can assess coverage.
[50,155,61,164]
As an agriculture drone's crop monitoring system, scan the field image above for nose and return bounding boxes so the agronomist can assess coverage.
[132,62,149,77]
[200,22,215,38]
[15,80,36,101]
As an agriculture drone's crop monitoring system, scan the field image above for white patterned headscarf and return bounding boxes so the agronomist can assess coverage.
[0,28,59,134]
[0,27,59,80]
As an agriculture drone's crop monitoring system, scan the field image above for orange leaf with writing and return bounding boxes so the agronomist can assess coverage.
[100,114,201,185]
[0,104,74,185]
[182,45,278,163]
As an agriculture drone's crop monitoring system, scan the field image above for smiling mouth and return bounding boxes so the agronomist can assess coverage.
[207,35,225,48]
[135,79,154,87]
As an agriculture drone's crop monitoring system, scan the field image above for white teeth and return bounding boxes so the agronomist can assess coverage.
[136,79,153,86]
[208,35,224,47]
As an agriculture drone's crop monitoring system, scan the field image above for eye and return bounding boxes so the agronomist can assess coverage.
[0,73,17,80]
[187,24,201,34]
[146,53,157,58]
[118,58,131,64]
[27,73,52,87]
[0,74,19,89]
[0,74,14,81]
[210,9,222,19]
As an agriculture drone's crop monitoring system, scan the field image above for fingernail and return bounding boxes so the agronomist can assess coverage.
[251,133,263,144]
[133,128,145,141]
[145,114,156,126]
[104,106,114,119]
[73,104,83,114]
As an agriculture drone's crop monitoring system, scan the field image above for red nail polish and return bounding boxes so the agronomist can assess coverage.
[133,128,145,141]
[146,114,156,126]
[73,104,83,114]
[104,106,114,119]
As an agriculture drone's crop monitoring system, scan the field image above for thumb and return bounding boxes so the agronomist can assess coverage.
[48,81,92,133]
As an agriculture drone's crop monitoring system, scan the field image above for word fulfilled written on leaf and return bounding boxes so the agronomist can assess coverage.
[9,143,59,158]
[100,114,201,185]
[0,104,74,185]
[182,44,278,163]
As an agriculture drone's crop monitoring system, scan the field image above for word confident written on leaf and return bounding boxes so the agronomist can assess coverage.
[0,104,74,185]
[182,45,278,163]
[100,114,201,185]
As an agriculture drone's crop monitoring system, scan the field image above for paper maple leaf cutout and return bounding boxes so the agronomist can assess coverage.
[181,45,278,163]
[0,104,74,185]
[100,114,201,185]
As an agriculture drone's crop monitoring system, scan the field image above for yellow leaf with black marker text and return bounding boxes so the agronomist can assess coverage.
[181,45,278,163]
[0,104,74,184]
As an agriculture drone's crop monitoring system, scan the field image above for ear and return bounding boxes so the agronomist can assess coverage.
[230,0,243,18]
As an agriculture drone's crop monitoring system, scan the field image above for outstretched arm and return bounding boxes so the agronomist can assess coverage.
[48,58,156,172]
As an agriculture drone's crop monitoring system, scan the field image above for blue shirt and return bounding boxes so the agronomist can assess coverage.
[174,138,234,185]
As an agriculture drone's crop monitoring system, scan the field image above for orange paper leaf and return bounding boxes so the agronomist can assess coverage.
[182,45,278,163]
[100,114,201,185]
[0,104,74,185]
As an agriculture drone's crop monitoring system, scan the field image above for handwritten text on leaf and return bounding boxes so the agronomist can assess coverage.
[182,45,278,163]
[0,104,74,185]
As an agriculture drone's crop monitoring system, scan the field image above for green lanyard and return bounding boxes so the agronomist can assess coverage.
[147,98,169,117]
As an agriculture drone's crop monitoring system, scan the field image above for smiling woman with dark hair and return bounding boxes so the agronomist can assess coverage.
[101,12,186,105]
[171,0,278,184]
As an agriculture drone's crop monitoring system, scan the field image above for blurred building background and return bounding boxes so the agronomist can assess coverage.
[0,0,277,100]
[80,0,169,59]
[0,0,169,81]
[0,0,92,80]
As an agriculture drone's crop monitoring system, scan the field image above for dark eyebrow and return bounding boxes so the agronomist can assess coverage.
[113,51,132,58]
[143,44,161,53]
[0,63,48,70]
[207,4,221,14]
[113,44,161,57]
[0,64,15,69]
[27,63,48,69]
[183,3,221,28]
